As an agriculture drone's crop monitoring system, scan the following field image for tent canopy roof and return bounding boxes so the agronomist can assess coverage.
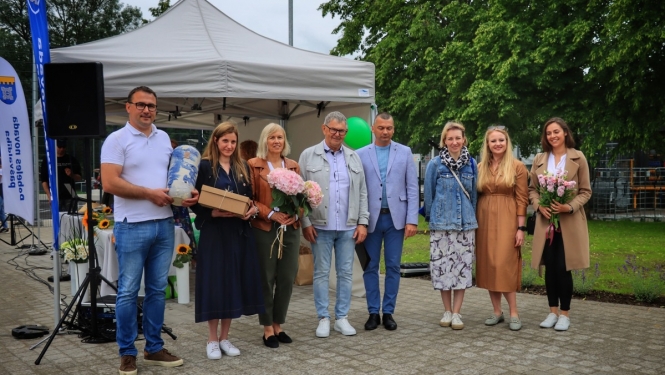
[50,0,375,130]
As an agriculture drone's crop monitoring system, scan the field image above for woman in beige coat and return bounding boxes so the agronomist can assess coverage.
[476,126,529,331]
[529,117,592,331]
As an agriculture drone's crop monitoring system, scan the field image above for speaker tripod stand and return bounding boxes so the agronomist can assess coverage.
[0,214,49,251]
[34,139,176,365]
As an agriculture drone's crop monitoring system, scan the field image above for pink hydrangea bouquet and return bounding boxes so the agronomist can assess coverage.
[536,170,577,242]
[267,168,323,217]
[266,168,323,258]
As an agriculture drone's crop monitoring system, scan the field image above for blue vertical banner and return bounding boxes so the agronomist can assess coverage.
[27,0,60,249]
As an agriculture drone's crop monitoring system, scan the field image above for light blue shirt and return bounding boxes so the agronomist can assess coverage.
[375,144,390,208]
[317,141,355,231]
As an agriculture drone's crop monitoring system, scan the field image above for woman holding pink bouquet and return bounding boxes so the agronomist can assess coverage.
[248,123,322,348]
[529,117,592,331]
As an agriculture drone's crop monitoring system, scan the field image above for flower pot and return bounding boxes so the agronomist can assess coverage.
[70,261,90,303]
[175,262,190,304]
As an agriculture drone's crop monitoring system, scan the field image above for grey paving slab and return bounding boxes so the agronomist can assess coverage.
[1,229,664,374]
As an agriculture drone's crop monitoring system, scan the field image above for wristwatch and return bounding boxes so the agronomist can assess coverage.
[517,226,528,232]
[569,205,574,214]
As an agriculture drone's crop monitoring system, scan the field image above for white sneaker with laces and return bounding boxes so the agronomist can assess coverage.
[451,313,464,330]
[439,311,453,327]
[554,315,570,331]
[333,318,357,336]
[206,341,221,360]
[316,318,330,338]
[540,313,559,328]
[219,340,240,356]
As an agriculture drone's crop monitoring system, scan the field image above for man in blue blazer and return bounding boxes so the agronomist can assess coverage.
[357,112,419,331]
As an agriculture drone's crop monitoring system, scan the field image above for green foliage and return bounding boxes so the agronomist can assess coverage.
[618,255,665,303]
[521,260,540,288]
[572,263,601,295]
[148,0,171,19]
[0,0,143,101]
[271,189,311,217]
[320,0,665,159]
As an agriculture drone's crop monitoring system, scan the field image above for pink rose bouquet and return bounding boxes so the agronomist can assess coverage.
[536,170,577,243]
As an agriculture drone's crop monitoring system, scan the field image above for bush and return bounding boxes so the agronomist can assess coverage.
[572,263,601,295]
[521,260,539,288]
[618,255,665,303]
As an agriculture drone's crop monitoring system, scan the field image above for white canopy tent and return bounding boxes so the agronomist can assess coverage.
[49,0,375,156]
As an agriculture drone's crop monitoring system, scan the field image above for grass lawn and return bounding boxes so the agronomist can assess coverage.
[394,218,665,296]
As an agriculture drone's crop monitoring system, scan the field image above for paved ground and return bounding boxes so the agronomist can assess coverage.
[1,229,664,375]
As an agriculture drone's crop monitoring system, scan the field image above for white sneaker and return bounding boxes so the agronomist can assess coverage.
[451,313,464,330]
[316,318,330,338]
[333,318,357,336]
[219,340,240,356]
[540,313,559,328]
[554,315,570,331]
[439,311,453,327]
[206,341,221,360]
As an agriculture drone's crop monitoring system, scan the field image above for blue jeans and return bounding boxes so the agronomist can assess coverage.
[114,217,174,357]
[310,229,355,320]
[363,213,404,314]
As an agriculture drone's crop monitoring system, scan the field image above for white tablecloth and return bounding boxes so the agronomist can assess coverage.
[59,213,190,297]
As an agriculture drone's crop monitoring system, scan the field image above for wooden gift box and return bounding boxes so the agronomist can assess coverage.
[198,185,250,215]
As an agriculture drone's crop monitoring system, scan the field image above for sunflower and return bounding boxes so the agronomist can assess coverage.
[176,244,191,255]
[98,219,111,229]
[102,206,113,214]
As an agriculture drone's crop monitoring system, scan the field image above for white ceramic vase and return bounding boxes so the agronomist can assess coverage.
[167,145,201,206]
[175,262,190,304]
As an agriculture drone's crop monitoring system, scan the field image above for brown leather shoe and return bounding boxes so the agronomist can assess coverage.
[143,348,184,367]
[118,355,137,375]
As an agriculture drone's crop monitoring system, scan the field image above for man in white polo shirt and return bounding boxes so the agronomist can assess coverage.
[101,86,198,375]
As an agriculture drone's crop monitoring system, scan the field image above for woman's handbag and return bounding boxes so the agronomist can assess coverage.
[526,212,536,235]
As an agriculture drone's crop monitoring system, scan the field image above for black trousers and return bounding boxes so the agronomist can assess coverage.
[543,231,573,311]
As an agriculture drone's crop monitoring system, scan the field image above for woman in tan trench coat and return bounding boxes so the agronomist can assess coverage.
[476,126,529,331]
[529,117,592,331]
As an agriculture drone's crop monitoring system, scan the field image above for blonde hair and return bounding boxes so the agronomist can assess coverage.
[256,123,291,159]
[202,121,248,183]
[477,128,516,190]
[439,121,468,148]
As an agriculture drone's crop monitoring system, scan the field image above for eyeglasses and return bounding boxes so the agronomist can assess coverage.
[487,125,506,131]
[324,124,348,135]
[128,101,157,112]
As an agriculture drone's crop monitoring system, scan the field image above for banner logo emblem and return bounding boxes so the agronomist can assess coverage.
[0,76,17,105]
[28,0,41,14]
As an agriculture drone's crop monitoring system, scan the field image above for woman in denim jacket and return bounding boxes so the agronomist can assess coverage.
[424,121,478,330]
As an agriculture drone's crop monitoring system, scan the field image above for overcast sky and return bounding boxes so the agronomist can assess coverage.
[123,0,343,55]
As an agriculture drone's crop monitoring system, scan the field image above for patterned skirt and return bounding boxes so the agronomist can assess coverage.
[430,230,475,290]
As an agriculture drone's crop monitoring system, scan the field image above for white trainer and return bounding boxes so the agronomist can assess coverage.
[554,315,570,331]
[206,341,221,360]
[316,318,330,338]
[219,340,240,356]
[439,311,453,327]
[451,313,464,330]
[540,313,559,328]
[333,318,357,336]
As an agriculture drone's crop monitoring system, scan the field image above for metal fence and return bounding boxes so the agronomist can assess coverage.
[591,161,665,221]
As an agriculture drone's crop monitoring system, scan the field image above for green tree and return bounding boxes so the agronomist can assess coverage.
[0,0,143,94]
[148,0,171,18]
[320,0,665,160]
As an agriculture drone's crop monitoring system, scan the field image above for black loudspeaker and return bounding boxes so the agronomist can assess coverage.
[44,62,106,138]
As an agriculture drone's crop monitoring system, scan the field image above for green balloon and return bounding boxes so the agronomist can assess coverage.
[344,117,371,149]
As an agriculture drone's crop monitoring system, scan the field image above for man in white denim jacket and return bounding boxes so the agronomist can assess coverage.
[299,111,369,339]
